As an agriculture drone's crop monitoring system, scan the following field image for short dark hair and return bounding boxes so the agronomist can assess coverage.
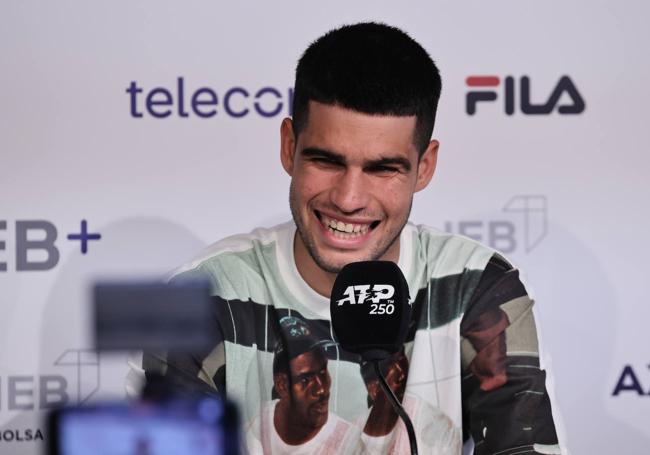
[273,345,290,377]
[292,22,442,156]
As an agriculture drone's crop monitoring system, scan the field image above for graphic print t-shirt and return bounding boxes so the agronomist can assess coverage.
[131,222,561,455]
[245,400,360,455]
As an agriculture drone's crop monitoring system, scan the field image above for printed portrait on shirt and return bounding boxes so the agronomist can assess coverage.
[359,349,409,436]
[271,316,347,446]
[464,308,509,391]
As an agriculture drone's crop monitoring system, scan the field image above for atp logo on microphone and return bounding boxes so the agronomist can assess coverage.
[336,285,395,306]
[330,262,411,355]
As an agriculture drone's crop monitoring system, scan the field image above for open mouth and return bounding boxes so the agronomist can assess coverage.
[315,210,380,239]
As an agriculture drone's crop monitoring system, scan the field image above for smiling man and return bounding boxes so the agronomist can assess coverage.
[283,102,436,297]
[131,22,563,454]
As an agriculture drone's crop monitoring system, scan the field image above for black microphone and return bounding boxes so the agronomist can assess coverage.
[330,260,411,361]
[330,261,418,455]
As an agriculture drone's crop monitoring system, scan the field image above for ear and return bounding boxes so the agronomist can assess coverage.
[414,139,439,193]
[280,117,296,176]
[274,373,289,399]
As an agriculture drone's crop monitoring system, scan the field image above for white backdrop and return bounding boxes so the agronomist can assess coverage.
[1,1,649,453]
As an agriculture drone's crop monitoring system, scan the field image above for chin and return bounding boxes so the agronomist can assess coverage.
[312,413,329,428]
[313,248,375,273]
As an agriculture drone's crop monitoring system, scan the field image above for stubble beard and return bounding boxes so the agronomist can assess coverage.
[287,389,330,434]
[289,182,412,274]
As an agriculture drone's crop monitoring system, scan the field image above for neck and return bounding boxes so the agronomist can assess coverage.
[363,397,400,437]
[293,233,401,298]
[293,236,335,298]
[274,399,320,445]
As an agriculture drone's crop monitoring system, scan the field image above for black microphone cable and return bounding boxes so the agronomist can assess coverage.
[373,361,418,455]
[329,261,417,454]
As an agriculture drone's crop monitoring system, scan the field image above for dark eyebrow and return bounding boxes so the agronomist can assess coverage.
[301,147,412,172]
[301,147,346,165]
[365,157,412,173]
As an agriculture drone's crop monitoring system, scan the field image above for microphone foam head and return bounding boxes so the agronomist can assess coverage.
[330,261,411,362]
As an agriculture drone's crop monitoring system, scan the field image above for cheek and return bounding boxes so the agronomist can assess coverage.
[323,373,332,389]
[368,383,379,400]
[291,385,308,401]
[377,182,413,215]
[293,171,336,204]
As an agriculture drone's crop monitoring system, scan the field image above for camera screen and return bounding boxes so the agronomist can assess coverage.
[53,400,224,455]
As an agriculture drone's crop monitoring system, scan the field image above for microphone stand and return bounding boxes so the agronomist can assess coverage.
[373,361,418,455]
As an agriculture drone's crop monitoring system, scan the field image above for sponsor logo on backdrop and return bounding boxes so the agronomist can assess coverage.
[127,77,293,119]
[612,364,650,396]
[465,75,585,115]
[0,220,101,272]
[0,428,43,442]
[0,349,100,444]
[443,195,547,254]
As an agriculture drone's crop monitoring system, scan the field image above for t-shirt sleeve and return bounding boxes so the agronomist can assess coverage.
[460,254,561,454]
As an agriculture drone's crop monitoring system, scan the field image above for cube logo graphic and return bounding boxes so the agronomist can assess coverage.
[444,195,548,254]
[0,350,100,412]
[0,350,100,444]
[52,349,101,405]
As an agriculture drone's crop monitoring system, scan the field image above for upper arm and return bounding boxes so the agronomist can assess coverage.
[460,255,561,454]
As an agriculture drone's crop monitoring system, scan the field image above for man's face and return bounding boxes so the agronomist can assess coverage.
[281,101,438,273]
[367,350,410,403]
[384,350,409,401]
[465,309,509,391]
[281,349,331,430]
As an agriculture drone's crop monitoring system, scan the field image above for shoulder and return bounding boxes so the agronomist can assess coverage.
[244,399,278,452]
[408,223,498,272]
[407,224,496,261]
[403,223,517,320]
[326,411,351,427]
[174,222,292,275]
[170,222,294,278]
[316,412,359,449]
[168,222,294,296]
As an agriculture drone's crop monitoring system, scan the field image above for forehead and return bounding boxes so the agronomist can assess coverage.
[298,101,419,161]
[290,349,327,374]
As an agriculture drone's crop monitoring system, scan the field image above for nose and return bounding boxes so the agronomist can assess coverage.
[388,363,406,386]
[396,366,406,383]
[312,374,327,397]
[329,168,370,214]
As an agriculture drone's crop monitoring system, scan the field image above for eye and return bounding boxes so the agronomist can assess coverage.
[310,157,342,167]
[368,165,400,175]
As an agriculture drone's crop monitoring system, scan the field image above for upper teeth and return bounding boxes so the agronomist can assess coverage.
[321,215,370,234]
